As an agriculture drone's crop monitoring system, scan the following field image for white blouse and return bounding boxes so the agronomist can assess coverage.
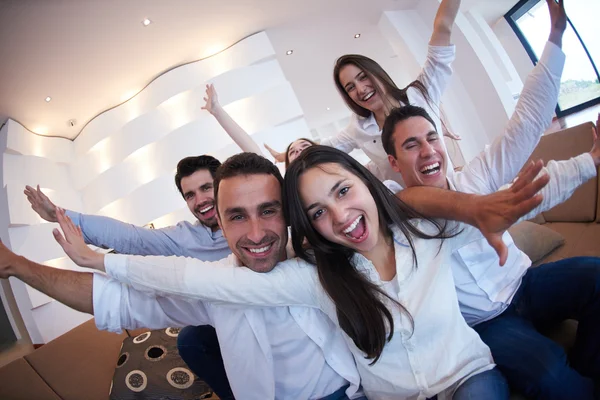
[321,45,456,185]
[104,222,494,400]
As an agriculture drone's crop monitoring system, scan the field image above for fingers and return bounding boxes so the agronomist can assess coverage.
[511,193,545,220]
[52,228,67,249]
[512,160,544,193]
[513,172,550,204]
[487,235,508,266]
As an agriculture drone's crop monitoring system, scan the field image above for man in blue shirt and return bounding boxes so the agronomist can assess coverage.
[25,155,236,399]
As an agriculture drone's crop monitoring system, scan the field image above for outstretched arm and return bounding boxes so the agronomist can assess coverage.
[264,143,286,163]
[0,241,93,314]
[429,0,461,46]
[203,84,263,155]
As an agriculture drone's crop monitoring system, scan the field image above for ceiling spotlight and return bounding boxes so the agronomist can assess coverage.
[142,18,152,26]
[326,107,331,111]
[286,50,293,55]
[354,33,361,38]
[45,96,52,102]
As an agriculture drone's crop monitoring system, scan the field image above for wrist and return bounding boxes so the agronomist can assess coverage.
[590,151,600,167]
[548,31,563,48]
[210,104,225,117]
[10,255,31,278]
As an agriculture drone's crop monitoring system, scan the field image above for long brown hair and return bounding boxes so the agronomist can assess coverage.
[283,145,453,363]
[333,54,433,119]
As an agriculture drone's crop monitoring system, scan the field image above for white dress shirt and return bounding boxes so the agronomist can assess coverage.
[93,254,361,400]
[321,45,456,184]
[104,223,494,400]
[447,41,598,326]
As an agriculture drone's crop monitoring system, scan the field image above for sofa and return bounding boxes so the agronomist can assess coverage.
[0,122,597,400]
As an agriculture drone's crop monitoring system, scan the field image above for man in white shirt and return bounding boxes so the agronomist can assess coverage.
[380,3,600,396]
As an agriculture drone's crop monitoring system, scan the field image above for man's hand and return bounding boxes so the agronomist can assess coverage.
[589,113,600,167]
[471,160,549,265]
[201,84,221,116]
[24,185,58,222]
[547,0,567,48]
[53,207,105,271]
[0,240,22,279]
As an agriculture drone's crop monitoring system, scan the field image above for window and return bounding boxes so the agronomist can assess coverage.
[506,0,600,117]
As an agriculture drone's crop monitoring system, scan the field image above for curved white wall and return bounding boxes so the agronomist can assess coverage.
[2,31,312,343]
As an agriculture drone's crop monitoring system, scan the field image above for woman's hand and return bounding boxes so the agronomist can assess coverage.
[201,84,221,116]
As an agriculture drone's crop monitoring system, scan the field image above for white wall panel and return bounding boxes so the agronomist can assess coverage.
[3,154,73,192]
[6,120,74,164]
[6,184,82,226]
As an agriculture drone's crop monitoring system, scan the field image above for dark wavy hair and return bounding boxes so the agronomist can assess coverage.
[333,54,434,119]
[285,138,318,168]
[283,145,450,364]
[174,155,221,197]
[381,105,438,157]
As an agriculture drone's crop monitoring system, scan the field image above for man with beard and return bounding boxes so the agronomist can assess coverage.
[24,155,236,398]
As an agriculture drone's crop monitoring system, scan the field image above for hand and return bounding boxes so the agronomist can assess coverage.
[590,113,600,167]
[264,143,286,163]
[0,240,21,279]
[547,0,567,47]
[24,185,58,222]
[471,160,549,266]
[53,207,104,271]
[201,84,221,116]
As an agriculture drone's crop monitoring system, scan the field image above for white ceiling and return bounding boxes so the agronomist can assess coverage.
[0,0,517,140]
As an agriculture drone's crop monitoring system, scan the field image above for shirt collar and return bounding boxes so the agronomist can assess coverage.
[360,112,378,130]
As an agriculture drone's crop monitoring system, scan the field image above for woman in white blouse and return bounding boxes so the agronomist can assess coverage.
[205,0,461,180]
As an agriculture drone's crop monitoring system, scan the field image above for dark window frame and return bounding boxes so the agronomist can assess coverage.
[505,0,600,117]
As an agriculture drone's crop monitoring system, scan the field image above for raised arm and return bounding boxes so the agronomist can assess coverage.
[25,186,197,256]
[202,84,263,155]
[264,143,286,163]
[0,240,93,314]
[52,208,320,308]
[429,0,461,46]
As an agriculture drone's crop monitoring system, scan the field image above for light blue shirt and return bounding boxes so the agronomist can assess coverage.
[67,211,231,261]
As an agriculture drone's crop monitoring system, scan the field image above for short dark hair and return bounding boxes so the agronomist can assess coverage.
[381,105,438,157]
[214,152,284,215]
[174,155,221,197]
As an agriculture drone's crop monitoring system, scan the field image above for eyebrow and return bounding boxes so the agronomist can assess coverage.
[224,200,282,216]
[401,130,438,147]
[305,179,345,212]
[200,183,213,190]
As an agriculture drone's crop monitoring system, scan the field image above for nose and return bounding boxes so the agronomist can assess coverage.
[330,205,349,227]
[246,218,266,244]
[356,80,369,95]
[420,141,436,158]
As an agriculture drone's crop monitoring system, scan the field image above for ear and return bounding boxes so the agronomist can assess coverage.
[388,154,401,173]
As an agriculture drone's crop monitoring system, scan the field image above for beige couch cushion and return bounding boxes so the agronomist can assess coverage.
[526,122,598,222]
[25,319,127,400]
[509,221,565,264]
[0,357,62,400]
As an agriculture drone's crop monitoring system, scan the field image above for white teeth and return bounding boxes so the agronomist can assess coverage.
[249,245,272,254]
[343,215,363,234]
[362,91,375,101]
[420,162,440,175]
[200,205,214,213]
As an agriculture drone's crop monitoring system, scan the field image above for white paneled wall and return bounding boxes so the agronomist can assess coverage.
[1,32,312,343]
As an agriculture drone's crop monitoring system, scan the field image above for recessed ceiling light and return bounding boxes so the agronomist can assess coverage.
[142,18,152,26]
[286,50,293,55]
[354,33,361,38]
[326,107,330,111]
[45,96,52,102]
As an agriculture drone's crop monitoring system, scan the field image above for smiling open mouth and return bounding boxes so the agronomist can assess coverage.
[361,91,375,101]
[243,243,275,257]
[343,215,367,240]
[420,162,441,176]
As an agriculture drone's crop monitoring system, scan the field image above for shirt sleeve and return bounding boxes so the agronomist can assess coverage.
[453,41,566,194]
[92,274,211,333]
[319,119,360,153]
[413,45,456,106]
[104,254,321,308]
[516,153,597,222]
[67,210,189,256]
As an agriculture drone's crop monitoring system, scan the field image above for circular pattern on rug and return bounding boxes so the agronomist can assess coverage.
[125,370,148,392]
[116,352,129,368]
[165,327,181,337]
[166,367,194,389]
[133,331,151,344]
[145,345,167,362]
